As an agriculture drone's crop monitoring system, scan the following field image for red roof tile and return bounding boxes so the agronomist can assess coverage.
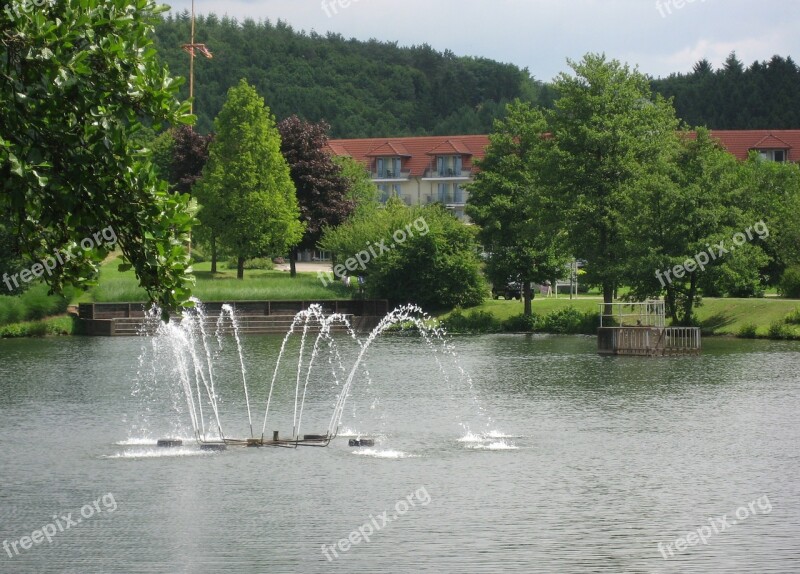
[364,141,412,157]
[327,135,490,177]
[707,130,800,161]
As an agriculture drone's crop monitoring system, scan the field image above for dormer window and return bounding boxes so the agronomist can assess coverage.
[758,149,786,162]
[376,157,402,178]
[436,155,463,177]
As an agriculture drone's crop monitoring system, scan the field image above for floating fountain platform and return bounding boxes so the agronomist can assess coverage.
[194,433,332,449]
[156,439,183,448]
[349,439,375,447]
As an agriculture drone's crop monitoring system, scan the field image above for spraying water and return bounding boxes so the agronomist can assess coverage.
[130,302,503,449]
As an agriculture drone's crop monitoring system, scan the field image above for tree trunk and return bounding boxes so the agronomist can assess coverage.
[237,256,245,280]
[665,288,678,323]
[210,235,217,274]
[523,281,533,317]
[602,282,614,320]
[682,273,698,326]
[290,246,298,278]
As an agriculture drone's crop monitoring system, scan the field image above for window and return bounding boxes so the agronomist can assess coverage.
[377,184,402,203]
[436,155,463,177]
[436,183,466,204]
[758,149,787,162]
[376,157,403,178]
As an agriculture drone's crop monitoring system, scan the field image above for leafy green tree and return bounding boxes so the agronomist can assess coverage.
[333,155,380,217]
[547,53,680,316]
[277,116,353,276]
[621,129,764,323]
[737,153,800,284]
[196,80,303,279]
[319,201,485,309]
[1,0,195,312]
[467,101,570,316]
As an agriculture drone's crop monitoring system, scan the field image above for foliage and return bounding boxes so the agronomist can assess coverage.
[441,306,597,334]
[739,157,800,284]
[0,283,74,325]
[538,307,599,334]
[195,80,303,279]
[225,257,275,271]
[441,308,503,333]
[0,316,76,338]
[546,54,681,312]
[778,265,800,298]
[622,129,768,323]
[1,0,196,314]
[319,201,486,310]
[333,155,380,216]
[737,323,758,339]
[168,125,213,195]
[785,308,800,325]
[467,101,570,316]
[503,313,539,332]
[151,14,547,136]
[651,53,800,130]
[277,115,354,273]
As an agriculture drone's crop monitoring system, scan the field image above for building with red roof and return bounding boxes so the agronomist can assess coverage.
[327,135,490,221]
[326,130,800,222]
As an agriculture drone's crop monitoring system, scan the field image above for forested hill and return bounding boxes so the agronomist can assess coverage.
[650,53,800,129]
[153,12,547,137]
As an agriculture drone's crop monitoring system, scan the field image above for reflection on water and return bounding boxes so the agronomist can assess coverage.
[0,334,798,573]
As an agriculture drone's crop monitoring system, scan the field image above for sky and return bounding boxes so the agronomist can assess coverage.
[163,0,800,82]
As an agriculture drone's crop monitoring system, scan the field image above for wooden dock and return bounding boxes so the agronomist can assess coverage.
[597,301,701,356]
[77,300,388,336]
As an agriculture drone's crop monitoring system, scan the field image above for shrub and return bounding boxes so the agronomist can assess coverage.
[737,323,758,338]
[784,308,800,325]
[0,296,26,324]
[441,308,502,333]
[226,257,275,270]
[768,321,792,340]
[503,313,538,332]
[0,284,73,325]
[778,265,800,298]
[540,307,599,334]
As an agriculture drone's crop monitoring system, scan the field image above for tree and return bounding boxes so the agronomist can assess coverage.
[170,126,213,196]
[277,116,354,276]
[319,200,485,309]
[196,80,303,279]
[467,101,570,316]
[1,0,196,313]
[621,129,763,324]
[333,155,380,217]
[547,53,680,316]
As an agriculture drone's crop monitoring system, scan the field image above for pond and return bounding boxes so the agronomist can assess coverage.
[0,331,798,573]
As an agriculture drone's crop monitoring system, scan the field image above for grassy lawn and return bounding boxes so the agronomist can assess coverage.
[694,298,800,336]
[443,295,601,321]
[443,295,800,337]
[78,255,350,303]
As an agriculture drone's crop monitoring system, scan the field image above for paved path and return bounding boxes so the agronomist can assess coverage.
[273,261,333,273]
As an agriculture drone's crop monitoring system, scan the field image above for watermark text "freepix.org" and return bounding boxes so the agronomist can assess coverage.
[655,220,768,288]
[3,493,117,559]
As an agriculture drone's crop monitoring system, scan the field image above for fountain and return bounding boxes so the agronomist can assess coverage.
[129,301,498,451]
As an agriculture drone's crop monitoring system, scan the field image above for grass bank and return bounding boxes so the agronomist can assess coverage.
[80,256,350,302]
[0,316,77,338]
[438,296,800,339]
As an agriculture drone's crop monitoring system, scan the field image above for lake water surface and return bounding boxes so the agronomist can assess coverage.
[0,333,798,573]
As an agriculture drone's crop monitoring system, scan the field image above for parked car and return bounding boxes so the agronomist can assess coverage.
[492,281,523,300]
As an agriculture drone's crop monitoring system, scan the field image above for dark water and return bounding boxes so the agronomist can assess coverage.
[0,333,798,573]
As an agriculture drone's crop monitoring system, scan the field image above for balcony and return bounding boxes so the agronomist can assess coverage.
[425,192,466,206]
[372,170,410,182]
[421,168,471,181]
